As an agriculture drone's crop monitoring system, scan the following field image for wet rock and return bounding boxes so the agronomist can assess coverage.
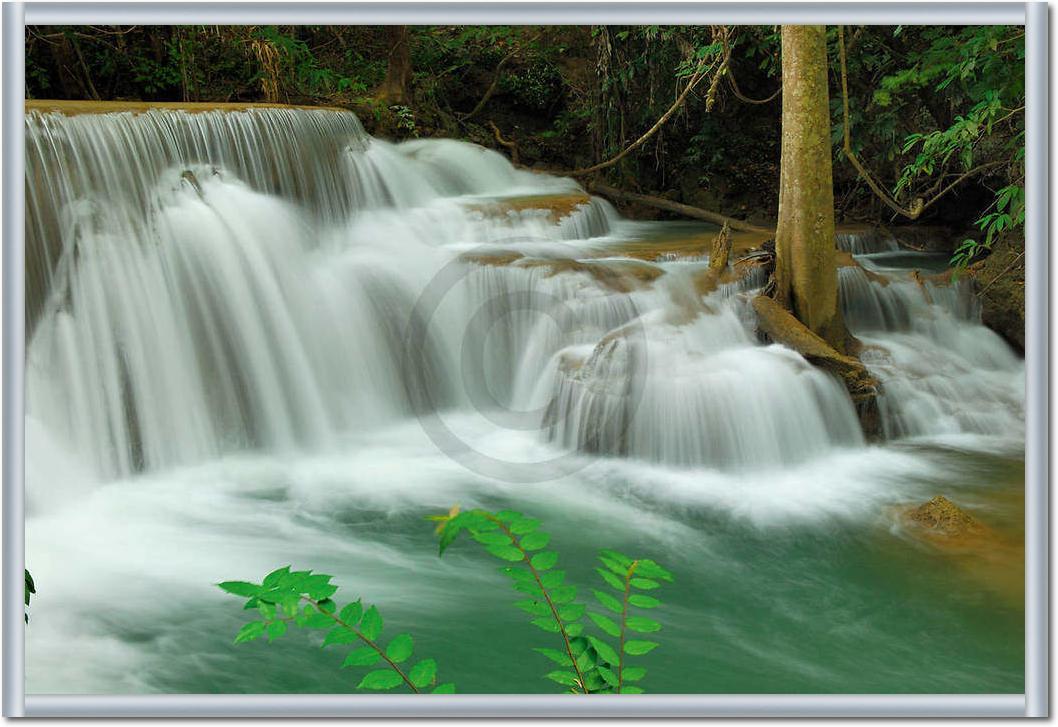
[970,234,1024,352]
[905,495,983,537]
[464,193,592,223]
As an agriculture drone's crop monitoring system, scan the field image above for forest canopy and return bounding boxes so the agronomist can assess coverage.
[26,24,1025,258]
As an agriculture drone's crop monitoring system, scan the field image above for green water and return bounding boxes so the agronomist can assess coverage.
[44,441,1020,696]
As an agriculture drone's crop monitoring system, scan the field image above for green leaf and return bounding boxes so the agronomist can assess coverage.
[360,606,383,641]
[531,616,561,633]
[408,658,437,688]
[317,598,336,613]
[597,665,619,687]
[539,570,565,588]
[565,623,584,637]
[623,666,647,682]
[635,559,672,582]
[323,626,359,647]
[496,510,522,522]
[596,567,626,591]
[514,599,551,617]
[545,670,580,687]
[534,648,572,667]
[588,611,621,638]
[358,669,404,690]
[266,620,287,641]
[510,517,540,535]
[626,616,661,633]
[513,579,544,597]
[339,601,363,625]
[502,566,533,582]
[558,603,585,622]
[621,685,645,694]
[257,601,276,621]
[486,544,525,562]
[342,646,381,667]
[630,578,660,590]
[531,551,558,571]
[550,585,577,604]
[263,566,291,588]
[302,574,338,600]
[587,635,620,666]
[598,555,627,576]
[519,532,551,551]
[593,589,622,614]
[628,594,660,609]
[432,683,457,694]
[385,633,414,663]
[303,612,334,629]
[471,531,512,546]
[624,640,659,655]
[234,621,265,644]
[599,549,633,568]
[219,581,261,598]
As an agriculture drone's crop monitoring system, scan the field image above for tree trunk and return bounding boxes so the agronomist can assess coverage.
[377,26,411,105]
[774,25,846,351]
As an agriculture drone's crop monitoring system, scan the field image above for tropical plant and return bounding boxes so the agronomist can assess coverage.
[219,507,672,694]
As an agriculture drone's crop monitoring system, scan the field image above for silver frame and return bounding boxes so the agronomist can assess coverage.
[3,2,1048,717]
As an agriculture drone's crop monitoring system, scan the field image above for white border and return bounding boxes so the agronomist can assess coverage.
[4,2,1047,718]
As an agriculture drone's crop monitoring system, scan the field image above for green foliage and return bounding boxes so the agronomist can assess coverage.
[217,567,453,693]
[391,105,419,138]
[433,507,672,694]
[951,183,1025,271]
[24,570,35,624]
[221,508,674,695]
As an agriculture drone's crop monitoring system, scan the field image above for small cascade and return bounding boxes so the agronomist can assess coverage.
[836,229,899,255]
[838,264,1023,440]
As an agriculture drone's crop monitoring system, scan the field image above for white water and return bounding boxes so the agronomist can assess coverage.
[24,108,1024,694]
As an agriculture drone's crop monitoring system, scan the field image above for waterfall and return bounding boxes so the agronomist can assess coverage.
[25,107,1023,491]
[838,266,1023,440]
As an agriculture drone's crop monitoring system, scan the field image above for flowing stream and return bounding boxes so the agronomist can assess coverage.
[25,108,1024,694]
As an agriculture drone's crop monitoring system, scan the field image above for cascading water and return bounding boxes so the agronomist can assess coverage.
[25,107,1025,695]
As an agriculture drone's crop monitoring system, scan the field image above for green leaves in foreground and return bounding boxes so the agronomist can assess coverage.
[217,510,675,695]
[218,567,454,693]
[432,506,673,694]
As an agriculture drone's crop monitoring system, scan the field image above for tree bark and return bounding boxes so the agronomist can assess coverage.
[377,25,411,105]
[774,25,846,351]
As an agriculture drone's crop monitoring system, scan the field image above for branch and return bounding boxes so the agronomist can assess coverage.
[460,35,540,122]
[722,32,780,105]
[837,26,1006,221]
[568,54,713,177]
[487,515,589,694]
[487,120,519,166]
[978,250,1024,295]
[588,182,771,234]
[302,597,421,693]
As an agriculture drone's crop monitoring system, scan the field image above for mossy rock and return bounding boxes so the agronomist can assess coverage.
[905,495,983,537]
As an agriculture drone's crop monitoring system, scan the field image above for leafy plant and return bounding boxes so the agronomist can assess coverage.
[217,566,453,693]
[25,570,35,624]
[951,182,1025,271]
[432,506,672,694]
[220,507,673,694]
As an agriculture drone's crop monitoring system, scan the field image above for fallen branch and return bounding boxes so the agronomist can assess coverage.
[589,182,771,234]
